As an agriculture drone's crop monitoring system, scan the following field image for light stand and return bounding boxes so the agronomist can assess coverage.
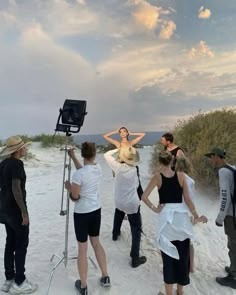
[45,137,75,295]
[45,100,95,295]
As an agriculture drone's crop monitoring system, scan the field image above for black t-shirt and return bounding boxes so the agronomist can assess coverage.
[0,157,27,215]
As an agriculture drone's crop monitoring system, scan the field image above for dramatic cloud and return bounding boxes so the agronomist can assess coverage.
[128,0,176,39]
[0,0,235,137]
[188,41,214,59]
[159,20,176,40]
[198,6,211,19]
[132,1,160,30]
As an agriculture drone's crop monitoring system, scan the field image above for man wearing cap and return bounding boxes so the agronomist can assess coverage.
[0,136,38,294]
[205,147,236,289]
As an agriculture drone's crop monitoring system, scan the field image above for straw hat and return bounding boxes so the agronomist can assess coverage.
[0,136,31,157]
[119,146,140,166]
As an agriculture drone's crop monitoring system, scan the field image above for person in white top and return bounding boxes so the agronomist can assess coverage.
[65,142,110,295]
[104,146,152,268]
[175,157,208,273]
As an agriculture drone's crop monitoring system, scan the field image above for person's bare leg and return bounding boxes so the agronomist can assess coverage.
[189,244,194,273]
[90,236,108,277]
[77,241,88,288]
[164,283,174,295]
[176,284,184,295]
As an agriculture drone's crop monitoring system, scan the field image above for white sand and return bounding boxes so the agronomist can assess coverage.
[0,144,235,295]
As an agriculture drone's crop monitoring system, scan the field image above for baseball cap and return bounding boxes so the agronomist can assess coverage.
[204,147,226,158]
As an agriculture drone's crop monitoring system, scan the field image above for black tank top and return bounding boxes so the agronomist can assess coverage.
[164,146,183,170]
[158,172,183,204]
[169,147,181,157]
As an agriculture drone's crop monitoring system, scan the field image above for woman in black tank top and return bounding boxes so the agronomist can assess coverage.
[158,172,183,204]
[141,151,200,295]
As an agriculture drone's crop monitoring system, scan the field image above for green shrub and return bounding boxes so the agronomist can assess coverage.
[37,134,73,148]
[16,135,33,143]
[150,109,236,189]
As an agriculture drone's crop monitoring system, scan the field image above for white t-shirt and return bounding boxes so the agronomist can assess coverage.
[104,149,140,214]
[72,163,102,214]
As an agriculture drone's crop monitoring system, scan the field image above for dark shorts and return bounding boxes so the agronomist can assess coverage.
[161,239,190,286]
[74,208,101,243]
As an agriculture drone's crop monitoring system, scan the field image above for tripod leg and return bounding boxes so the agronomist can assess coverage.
[45,256,65,295]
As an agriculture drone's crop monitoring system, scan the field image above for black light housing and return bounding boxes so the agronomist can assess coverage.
[55,99,87,134]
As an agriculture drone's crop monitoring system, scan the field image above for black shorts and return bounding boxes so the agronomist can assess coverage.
[161,239,190,286]
[74,208,101,243]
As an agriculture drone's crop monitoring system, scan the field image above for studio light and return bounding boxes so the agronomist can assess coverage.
[55,99,87,134]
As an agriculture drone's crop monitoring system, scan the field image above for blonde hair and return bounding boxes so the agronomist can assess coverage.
[158,150,172,166]
[175,156,192,174]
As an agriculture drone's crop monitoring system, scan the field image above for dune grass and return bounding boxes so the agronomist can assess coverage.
[15,134,74,148]
[150,109,236,190]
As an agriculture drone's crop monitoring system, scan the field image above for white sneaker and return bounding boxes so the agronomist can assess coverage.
[9,279,38,294]
[1,279,14,292]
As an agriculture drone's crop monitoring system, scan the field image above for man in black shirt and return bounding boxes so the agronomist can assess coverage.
[0,136,38,294]
[161,132,184,170]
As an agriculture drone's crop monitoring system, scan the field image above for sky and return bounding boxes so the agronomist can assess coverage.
[0,0,235,138]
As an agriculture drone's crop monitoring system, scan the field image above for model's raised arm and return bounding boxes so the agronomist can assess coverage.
[103,130,120,148]
[129,132,146,146]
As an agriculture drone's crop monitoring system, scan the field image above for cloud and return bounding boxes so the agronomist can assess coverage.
[198,6,211,19]
[159,20,176,40]
[0,11,18,32]
[45,0,99,36]
[132,1,160,30]
[0,0,235,137]
[127,0,176,40]
[188,41,214,59]
[76,0,86,5]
